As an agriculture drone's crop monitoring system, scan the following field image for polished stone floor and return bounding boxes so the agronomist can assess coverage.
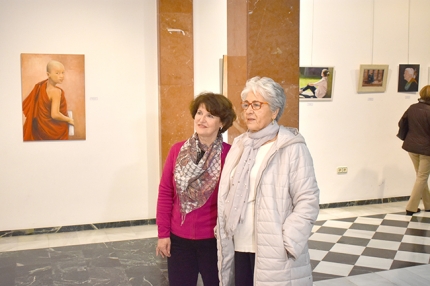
[0,201,429,285]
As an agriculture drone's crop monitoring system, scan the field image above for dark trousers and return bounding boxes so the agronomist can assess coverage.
[234,251,255,286]
[168,233,219,286]
[300,85,317,98]
[301,84,316,95]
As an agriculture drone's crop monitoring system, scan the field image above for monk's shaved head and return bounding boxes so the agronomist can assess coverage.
[47,60,64,72]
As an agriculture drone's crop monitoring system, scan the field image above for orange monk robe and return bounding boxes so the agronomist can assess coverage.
[22,79,69,141]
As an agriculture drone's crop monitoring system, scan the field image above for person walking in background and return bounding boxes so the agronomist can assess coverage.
[299,68,330,99]
[216,76,320,285]
[22,60,74,141]
[398,85,430,215]
[156,92,236,286]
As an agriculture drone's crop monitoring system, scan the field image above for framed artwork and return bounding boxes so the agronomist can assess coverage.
[299,67,334,101]
[357,64,388,93]
[21,53,86,141]
[398,64,419,92]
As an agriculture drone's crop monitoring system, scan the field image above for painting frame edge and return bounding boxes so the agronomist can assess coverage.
[357,64,389,93]
[299,66,335,102]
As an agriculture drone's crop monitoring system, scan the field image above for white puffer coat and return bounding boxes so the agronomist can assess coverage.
[216,126,320,285]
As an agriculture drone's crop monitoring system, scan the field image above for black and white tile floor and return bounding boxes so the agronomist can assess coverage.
[0,201,429,285]
[310,209,430,285]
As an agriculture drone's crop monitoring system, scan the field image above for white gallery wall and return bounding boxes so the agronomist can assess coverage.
[1,0,429,232]
[0,0,160,231]
[299,0,430,204]
[194,0,227,95]
[0,0,226,232]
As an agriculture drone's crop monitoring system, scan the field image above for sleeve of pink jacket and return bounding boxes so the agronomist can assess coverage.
[156,143,180,238]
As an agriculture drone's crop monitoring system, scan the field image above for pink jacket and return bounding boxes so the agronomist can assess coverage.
[157,140,231,240]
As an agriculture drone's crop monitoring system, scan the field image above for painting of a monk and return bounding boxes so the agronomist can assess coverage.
[21,54,86,141]
[23,60,73,140]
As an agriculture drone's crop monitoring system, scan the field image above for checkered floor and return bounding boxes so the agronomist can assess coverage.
[2,202,430,285]
[309,211,430,281]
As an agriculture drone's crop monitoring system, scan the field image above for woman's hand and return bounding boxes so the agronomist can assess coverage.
[156,237,171,258]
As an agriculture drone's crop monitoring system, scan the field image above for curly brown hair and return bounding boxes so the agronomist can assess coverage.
[190,92,236,134]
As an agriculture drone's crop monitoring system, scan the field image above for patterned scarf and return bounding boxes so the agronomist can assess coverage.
[175,133,223,224]
[223,122,280,237]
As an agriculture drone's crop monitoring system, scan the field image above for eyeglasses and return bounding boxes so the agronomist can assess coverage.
[241,101,269,110]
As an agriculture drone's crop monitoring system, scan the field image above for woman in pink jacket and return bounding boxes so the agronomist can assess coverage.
[156,92,236,286]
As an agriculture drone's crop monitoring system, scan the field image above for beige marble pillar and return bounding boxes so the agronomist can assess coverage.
[226,0,299,143]
[158,0,194,165]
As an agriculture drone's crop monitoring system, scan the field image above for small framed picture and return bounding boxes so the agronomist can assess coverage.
[299,67,334,101]
[357,64,388,93]
[398,64,419,92]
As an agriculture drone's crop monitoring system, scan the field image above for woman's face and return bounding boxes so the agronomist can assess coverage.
[194,104,223,142]
[244,92,278,133]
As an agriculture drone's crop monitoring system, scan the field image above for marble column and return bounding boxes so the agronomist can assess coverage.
[226,0,299,142]
[158,0,194,164]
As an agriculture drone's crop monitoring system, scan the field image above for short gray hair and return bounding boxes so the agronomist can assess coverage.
[240,76,286,121]
[405,68,415,77]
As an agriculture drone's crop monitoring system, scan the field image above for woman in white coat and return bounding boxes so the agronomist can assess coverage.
[216,76,320,286]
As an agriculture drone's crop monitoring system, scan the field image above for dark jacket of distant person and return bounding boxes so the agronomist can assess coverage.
[401,99,430,156]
